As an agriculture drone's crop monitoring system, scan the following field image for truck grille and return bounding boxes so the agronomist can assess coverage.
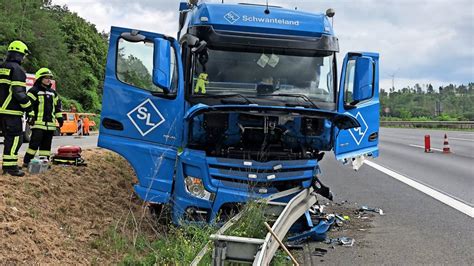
[206,157,316,191]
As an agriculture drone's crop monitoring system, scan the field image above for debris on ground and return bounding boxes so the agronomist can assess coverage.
[325,236,355,247]
[359,205,384,215]
[313,248,328,256]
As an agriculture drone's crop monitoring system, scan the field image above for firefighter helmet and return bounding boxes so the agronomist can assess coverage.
[7,40,30,55]
[35,68,54,79]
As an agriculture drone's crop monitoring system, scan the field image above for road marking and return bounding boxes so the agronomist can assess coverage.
[450,137,474,142]
[365,160,474,218]
[409,144,443,152]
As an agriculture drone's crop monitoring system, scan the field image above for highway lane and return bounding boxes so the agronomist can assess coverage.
[316,157,474,264]
[376,128,474,205]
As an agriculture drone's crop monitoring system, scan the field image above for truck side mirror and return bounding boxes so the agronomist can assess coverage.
[352,56,374,102]
[152,38,172,93]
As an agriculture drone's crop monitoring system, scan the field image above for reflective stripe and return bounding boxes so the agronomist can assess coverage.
[3,155,17,160]
[0,68,11,76]
[38,150,51,156]
[55,112,63,118]
[2,161,18,166]
[11,81,26,87]
[34,121,46,125]
[0,109,23,115]
[27,92,37,101]
[1,88,12,109]
[0,79,11,84]
[26,148,37,155]
[37,91,55,96]
[11,136,19,157]
[38,95,44,122]
[31,124,47,130]
[20,101,31,108]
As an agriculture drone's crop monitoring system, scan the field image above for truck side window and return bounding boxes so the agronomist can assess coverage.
[343,59,356,104]
[116,39,163,93]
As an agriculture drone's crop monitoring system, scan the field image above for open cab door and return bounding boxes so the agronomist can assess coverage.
[334,53,379,167]
[98,27,185,203]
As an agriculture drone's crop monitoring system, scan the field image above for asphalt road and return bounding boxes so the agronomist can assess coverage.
[1,129,473,264]
[377,128,474,205]
[312,127,473,264]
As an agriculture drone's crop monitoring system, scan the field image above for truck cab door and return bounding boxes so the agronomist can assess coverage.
[334,52,379,162]
[98,27,185,203]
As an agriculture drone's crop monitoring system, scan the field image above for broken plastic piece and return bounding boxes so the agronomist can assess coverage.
[352,155,365,171]
[311,176,333,201]
[313,248,328,257]
[360,205,384,215]
[325,237,355,247]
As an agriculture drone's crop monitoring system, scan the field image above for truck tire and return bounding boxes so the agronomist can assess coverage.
[23,124,32,143]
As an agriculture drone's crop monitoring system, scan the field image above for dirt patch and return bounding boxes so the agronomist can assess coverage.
[0,149,156,264]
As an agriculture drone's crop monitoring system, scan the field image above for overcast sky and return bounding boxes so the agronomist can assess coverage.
[53,0,473,90]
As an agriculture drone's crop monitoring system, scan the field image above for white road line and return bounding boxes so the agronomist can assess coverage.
[409,144,443,152]
[365,160,474,218]
[450,137,474,142]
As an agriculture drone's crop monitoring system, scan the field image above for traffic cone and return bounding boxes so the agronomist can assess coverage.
[443,134,451,153]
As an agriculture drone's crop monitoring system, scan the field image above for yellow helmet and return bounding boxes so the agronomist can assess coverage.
[35,68,53,79]
[7,40,30,55]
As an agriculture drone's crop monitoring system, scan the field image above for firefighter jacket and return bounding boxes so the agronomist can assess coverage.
[27,81,63,131]
[0,53,32,116]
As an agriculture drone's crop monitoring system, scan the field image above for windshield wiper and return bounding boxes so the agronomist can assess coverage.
[260,93,319,109]
[194,93,253,104]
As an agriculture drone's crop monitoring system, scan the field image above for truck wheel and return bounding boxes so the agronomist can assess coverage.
[23,124,32,143]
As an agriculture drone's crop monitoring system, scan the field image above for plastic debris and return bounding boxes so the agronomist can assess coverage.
[325,237,355,247]
[313,248,328,257]
[360,205,384,215]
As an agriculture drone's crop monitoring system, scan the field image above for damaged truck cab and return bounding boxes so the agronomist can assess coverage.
[98,2,379,223]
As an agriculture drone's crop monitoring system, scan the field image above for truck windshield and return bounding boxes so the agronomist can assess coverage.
[192,48,335,106]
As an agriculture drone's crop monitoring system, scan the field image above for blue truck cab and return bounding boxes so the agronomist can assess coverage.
[98,2,379,223]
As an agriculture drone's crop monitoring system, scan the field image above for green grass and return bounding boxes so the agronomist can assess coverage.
[91,200,294,265]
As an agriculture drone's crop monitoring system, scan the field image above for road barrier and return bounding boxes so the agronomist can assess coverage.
[381,121,474,129]
[424,135,431,153]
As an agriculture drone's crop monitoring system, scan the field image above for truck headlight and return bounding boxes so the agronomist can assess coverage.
[185,176,215,201]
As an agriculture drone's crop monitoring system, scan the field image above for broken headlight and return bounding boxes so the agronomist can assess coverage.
[185,176,215,201]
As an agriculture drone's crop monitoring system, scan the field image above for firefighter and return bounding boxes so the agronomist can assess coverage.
[83,115,90,136]
[23,68,63,168]
[0,40,32,176]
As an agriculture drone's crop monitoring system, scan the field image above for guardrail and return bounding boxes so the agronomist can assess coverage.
[381,121,474,129]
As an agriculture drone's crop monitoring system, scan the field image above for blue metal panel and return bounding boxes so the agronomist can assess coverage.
[335,52,380,161]
[189,3,333,37]
[99,26,186,197]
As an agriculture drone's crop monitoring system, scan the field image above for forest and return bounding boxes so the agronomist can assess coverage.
[0,0,107,113]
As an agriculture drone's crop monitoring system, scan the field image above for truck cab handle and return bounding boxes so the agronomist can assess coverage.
[368,132,378,142]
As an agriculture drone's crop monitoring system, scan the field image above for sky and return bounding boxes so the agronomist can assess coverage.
[53,0,474,90]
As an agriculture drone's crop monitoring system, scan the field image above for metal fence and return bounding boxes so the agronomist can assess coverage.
[380,121,474,129]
